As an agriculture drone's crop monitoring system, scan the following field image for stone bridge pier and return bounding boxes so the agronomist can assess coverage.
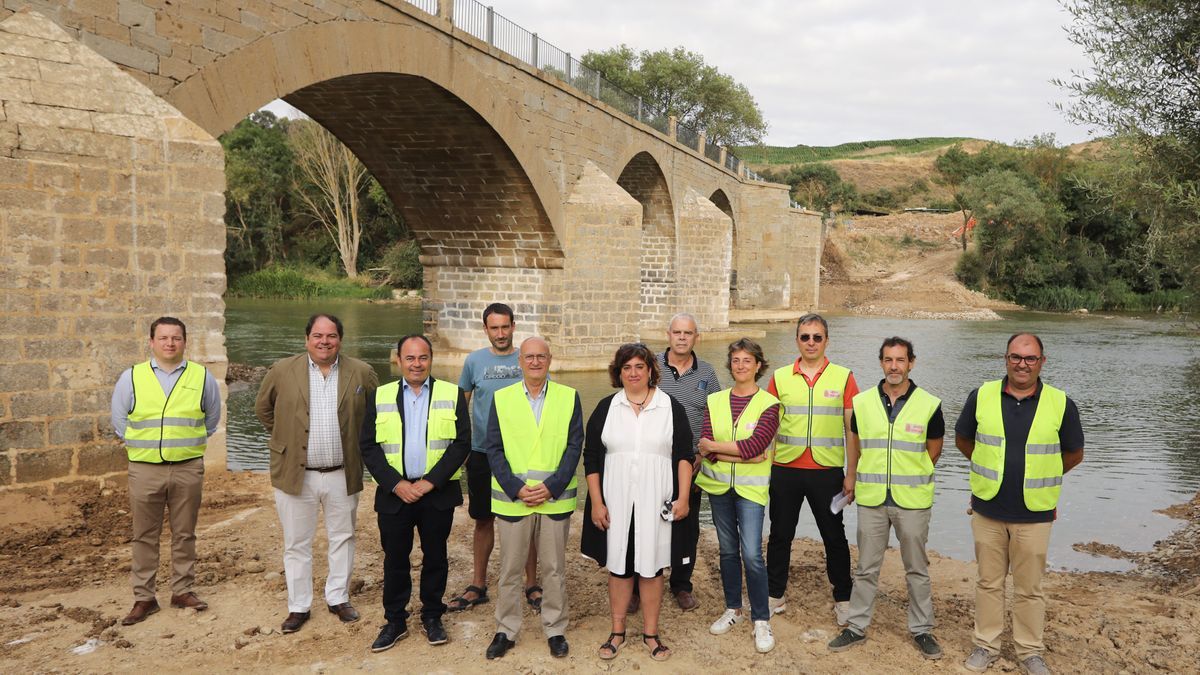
[0,1,821,491]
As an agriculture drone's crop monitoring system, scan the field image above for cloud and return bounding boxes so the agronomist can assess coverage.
[483,0,1096,145]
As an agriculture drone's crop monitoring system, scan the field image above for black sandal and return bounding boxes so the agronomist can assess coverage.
[447,585,488,612]
[598,631,626,660]
[643,633,670,662]
[524,585,543,613]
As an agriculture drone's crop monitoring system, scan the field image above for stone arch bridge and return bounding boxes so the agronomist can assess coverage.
[0,1,820,489]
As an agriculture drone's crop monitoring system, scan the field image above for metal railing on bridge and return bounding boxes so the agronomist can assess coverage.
[412,0,759,181]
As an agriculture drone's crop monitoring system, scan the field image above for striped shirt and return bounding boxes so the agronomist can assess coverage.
[700,392,781,459]
[657,350,722,452]
[307,357,343,469]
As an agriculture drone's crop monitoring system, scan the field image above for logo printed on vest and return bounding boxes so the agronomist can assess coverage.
[905,423,925,434]
[824,389,841,398]
[741,421,758,432]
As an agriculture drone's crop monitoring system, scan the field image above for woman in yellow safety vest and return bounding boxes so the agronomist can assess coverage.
[696,338,781,654]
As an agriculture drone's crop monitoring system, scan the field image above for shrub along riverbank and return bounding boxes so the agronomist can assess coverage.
[226,264,392,300]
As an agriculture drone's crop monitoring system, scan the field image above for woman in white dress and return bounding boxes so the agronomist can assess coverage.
[581,343,694,662]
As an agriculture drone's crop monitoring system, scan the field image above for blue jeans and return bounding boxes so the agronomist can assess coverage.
[709,490,769,621]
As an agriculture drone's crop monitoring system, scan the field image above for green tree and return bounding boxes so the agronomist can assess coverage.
[761,163,858,220]
[581,45,767,147]
[220,111,294,275]
[1058,0,1200,292]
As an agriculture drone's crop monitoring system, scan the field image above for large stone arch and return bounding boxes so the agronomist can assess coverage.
[164,19,566,250]
[616,151,676,330]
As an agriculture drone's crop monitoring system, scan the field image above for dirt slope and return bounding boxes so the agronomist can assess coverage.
[820,212,1018,319]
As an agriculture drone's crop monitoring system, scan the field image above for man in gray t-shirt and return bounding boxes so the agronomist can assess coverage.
[447,303,540,613]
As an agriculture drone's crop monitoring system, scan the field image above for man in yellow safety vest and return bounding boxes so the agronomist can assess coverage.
[765,313,859,625]
[483,336,583,661]
[360,334,470,652]
[827,337,945,660]
[110,317,222,626]
[957,333,1085,675]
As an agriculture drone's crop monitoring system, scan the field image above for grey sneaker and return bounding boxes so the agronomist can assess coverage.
[964,647,999,672]
[827,628,866,652]
[913,633,943,660]
[1021,655,1052,675]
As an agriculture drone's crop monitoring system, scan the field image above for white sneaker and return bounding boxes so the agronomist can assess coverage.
[835,601,851,626]
[768,596,787,615]
[754,620,775,653]
[709,608,744,635]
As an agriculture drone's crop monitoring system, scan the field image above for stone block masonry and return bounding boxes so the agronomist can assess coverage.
[0,10,228,493]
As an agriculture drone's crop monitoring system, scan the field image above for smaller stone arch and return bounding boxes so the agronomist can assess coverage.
[709,189,737,305]
[616,151,676,330]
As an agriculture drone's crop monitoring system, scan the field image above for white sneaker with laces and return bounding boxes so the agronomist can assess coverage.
[709,608,744,635]
[754,620,775,653]
[768,596,787,615]
[835,601,851,626]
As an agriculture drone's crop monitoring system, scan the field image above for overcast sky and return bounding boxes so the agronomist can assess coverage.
[477,0,1096,147]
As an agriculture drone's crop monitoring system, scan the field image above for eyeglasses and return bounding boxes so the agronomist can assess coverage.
[798,334,825,343]
[522,353,549,363]
[1006,353,1043,366]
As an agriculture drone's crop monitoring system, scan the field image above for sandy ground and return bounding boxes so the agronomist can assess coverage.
[2,471,1198,674]
[819,212,1020,319]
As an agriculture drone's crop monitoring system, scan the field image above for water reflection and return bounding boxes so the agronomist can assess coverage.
[224,300,1199,572]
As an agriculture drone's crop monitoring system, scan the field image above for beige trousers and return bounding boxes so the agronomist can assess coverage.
[128,458,205,600]
[495,514,570,640]
[971,511,1053,659]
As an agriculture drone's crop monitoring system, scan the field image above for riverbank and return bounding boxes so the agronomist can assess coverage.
[2,472,1196,672]
[820,212,1020,319]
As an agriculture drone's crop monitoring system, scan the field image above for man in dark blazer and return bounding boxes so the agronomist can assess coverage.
[361,334,470,652]
[255,313,378,634]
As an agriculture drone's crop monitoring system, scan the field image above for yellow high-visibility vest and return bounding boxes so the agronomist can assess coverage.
[124,361,207,463]
[851,386,940,509]
[490,381,578,517]
[969,380,1067,512]
[374,379,463,481]
[695,388,779,506]
[773,362,850,466]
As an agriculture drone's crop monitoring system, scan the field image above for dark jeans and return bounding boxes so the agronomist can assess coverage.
[378,499,454,624]
[633,488,701,595]
[766,465,853,602]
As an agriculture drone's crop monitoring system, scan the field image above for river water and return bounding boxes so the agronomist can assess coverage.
[223,298,1200,572]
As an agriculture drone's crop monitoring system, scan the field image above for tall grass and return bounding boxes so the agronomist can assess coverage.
[228,264,392,299]
[737,137,972,165]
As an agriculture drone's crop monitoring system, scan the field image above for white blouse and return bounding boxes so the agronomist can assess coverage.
[600,387,676,576]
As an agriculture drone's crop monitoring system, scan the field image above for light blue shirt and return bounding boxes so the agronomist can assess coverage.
[523,381,546,424]
[402,378,431,479]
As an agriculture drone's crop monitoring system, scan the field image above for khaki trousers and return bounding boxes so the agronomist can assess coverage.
[128,458,204,600]
[971,512,1053,659]
[495,514,569,640]
[846,504,934,636]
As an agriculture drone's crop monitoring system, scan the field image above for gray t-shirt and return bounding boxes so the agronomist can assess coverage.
[459,348,522,452]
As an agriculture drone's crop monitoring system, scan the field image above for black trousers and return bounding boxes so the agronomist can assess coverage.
[378,499,455,624]
[632,488,701,594]
[765,464,853,602]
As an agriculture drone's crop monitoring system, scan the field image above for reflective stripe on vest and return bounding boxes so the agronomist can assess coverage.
[969,379,1067,511]
[374,379,463,481]
[773,362,850,466]
[490,381,578,517]
[851,386,940,509]
[125,361,207,463]
[694,388,780,506]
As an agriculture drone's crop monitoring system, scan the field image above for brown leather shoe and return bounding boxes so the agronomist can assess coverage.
[327,602,360,623]
[674,590,699,611]
[281,611,310,633]
[170,592,209,611]
[121,599,160,626]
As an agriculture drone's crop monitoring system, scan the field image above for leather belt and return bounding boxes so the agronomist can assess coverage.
[305,464,344,473]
